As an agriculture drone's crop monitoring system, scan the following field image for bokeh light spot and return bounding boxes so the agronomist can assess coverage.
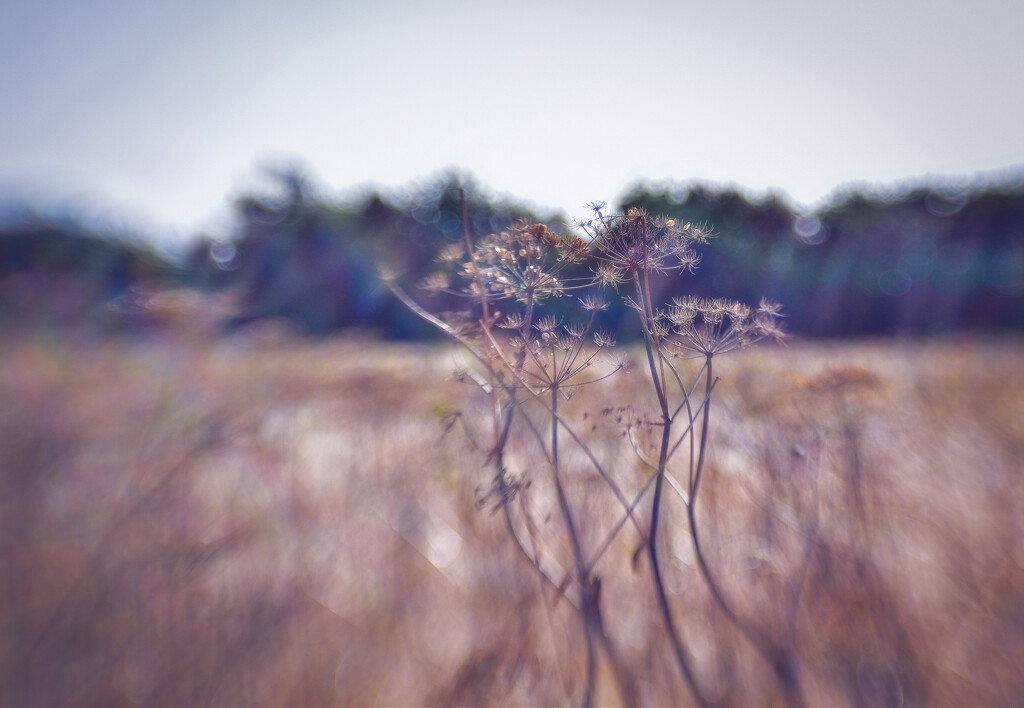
[794,214,827,244]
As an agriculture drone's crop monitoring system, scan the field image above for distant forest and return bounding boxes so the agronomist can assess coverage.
[2,169,1023,339]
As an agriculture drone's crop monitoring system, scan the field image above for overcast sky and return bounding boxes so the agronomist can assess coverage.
[2,0,1023,243]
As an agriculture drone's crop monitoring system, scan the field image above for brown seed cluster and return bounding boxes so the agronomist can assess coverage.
[662,295,787,357]
[427,219,588,306]
[579,207,709,285]
[419,206,785,362]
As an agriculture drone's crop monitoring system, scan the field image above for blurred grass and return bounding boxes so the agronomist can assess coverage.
[1,325,1022,705]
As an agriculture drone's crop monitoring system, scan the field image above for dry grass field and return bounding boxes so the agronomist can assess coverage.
[1,324,1022,706]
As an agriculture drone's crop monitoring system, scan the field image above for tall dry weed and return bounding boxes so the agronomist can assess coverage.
[2,329,1022,705]
[386,197,787,705]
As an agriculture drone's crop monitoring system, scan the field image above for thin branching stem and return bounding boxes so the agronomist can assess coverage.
[550,384,597,708]
[480,327,645,538]
[684,355,806,706]
[388,203,787,706]
[635,269,709,706]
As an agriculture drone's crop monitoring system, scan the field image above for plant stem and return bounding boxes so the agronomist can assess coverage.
[685,355,805,707]
[550,383,596,708]
[636,272,708,707]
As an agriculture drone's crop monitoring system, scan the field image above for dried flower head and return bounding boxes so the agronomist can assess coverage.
[438,219,592,307]
[418,271,451,293]
[578,207,710,282]
[592,330,616,348]
[535,315,560,334]
[664,295,786,357]
[579,295,609,312]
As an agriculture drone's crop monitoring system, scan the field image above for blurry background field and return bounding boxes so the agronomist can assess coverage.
[2,318,1022,705]
[3,3,1024,703]
[2,166,1024,707]
[2,169,1023,706]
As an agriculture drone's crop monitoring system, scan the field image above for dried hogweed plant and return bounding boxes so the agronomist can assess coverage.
[581,205,796,706]
[384,193,786,706]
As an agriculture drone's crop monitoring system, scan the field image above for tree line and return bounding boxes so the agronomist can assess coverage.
[2,168,1022,338]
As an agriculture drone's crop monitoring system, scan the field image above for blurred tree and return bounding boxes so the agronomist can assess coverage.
[219,168,561,337]
[621,179,1024,337]
[4,169,1022,339]
[0,215,174,331]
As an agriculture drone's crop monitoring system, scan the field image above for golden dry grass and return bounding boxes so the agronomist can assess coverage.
[1,328,1022,706]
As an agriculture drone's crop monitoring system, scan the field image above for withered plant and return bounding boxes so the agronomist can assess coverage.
[384,194,786,706]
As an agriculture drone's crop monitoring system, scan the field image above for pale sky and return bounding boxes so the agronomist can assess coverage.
[2,0,1023,244]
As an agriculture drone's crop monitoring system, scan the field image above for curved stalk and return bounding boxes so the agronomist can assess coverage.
[686,355,806,707]
[634,271,709,707]
[550,383,597,708]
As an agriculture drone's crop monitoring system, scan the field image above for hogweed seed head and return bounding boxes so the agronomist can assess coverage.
[433,219,590,306]
[581,208,706,280]
[437,242,466,264]
[497,312,524,330]
[592,330,616,348]
[563,322,587,340]
[594,262,627,289]
[419,272,451,293]
[535,315,560,334]
[664,295,786,358]
[579,295,609,312]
